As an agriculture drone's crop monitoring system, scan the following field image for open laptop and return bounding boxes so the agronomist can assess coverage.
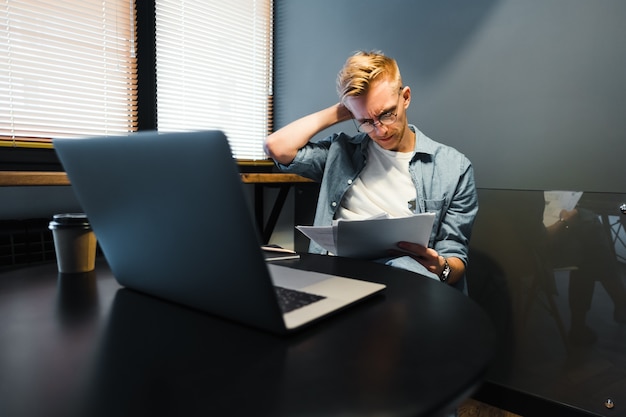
[53,130,385,334]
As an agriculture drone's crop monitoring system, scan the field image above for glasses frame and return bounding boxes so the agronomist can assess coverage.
[353,87,404,134]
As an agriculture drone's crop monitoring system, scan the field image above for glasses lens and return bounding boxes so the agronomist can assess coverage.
[356,112,396,133]
[379,113,396,125]
[357,122,374,133]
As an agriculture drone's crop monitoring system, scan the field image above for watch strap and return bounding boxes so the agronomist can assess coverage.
[439,257,451,282]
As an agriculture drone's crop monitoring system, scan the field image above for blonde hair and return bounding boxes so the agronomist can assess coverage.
[336,50,402,102]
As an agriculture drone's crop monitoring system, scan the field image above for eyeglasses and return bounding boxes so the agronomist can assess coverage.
[355,112,397,134]
[354,87,403,134]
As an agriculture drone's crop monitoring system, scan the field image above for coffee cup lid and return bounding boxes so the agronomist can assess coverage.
[49,213,91,230]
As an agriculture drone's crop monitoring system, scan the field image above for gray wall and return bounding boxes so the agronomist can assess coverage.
[4,0,625,221]
[274,0,626,193]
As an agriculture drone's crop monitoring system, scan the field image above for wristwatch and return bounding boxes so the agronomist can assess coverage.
[439,257,451,283]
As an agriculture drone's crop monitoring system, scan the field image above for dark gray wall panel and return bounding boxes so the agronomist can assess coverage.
[274,0,626,192]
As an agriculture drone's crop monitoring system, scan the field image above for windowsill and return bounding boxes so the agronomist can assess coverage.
[0,171,71,186]
[0,145,279,173]
[0,170,313,186]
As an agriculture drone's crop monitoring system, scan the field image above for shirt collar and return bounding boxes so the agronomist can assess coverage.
[410,124,437,155]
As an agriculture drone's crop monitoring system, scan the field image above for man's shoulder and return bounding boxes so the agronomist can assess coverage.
[414,127,466,157]
[326,131,369,145]
[321,132,370,155]
[412,128,474,174]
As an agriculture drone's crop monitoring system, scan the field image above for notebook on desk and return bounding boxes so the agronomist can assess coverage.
[53,130,385,334]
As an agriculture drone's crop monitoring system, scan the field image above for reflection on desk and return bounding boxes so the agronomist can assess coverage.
[0,255,495,417]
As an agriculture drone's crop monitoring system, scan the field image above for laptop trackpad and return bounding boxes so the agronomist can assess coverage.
[267,264,331,289]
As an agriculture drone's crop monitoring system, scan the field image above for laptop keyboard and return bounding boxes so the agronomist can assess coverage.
[274,286,326,313]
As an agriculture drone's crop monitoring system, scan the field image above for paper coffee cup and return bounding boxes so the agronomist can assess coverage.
[49,213,97,273]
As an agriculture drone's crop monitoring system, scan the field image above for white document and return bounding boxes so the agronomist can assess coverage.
[295,224,338,254]
[296,212,436,259]
[543,190,583,227]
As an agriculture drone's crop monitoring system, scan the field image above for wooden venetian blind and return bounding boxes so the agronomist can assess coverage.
[0,0,138,148]
[154,0,273,160]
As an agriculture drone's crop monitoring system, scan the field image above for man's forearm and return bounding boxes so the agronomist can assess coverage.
[264,103,351,165]
[444,256,465,285]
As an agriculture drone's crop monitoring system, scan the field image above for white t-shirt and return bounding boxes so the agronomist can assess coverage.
[336,141,416,220]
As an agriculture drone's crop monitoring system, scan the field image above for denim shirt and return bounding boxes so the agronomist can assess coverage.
[276,125,478,268]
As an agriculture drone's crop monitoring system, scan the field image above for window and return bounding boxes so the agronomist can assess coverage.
[155,0,273,160]
[0,0,138,148]
[0,0,273,161]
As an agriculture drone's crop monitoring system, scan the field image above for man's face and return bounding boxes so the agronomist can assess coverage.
[344,79,413,152]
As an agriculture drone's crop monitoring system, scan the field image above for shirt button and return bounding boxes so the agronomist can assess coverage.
[331,201,337,207]
[347,179,353,185]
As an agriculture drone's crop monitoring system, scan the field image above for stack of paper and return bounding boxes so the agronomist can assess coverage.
[296,212,436,259]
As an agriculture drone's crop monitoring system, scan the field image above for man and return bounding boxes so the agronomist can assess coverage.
[265,51,478,291]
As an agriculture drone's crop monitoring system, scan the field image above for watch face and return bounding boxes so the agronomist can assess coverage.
[440,261,450,282]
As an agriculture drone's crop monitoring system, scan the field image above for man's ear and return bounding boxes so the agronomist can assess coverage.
[402,86,411,108]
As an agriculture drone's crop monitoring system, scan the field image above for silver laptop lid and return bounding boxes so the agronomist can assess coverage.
[54,131,287,333]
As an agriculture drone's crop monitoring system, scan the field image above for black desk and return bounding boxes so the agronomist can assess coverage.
[0,255,495,417]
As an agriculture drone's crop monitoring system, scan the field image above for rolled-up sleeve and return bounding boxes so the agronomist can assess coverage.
[275,137,335,182]
[434,161,478,266]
